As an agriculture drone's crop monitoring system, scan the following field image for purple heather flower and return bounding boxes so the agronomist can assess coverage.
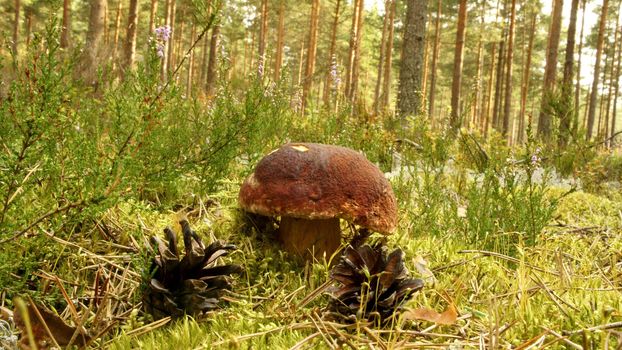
[154,25,172,42]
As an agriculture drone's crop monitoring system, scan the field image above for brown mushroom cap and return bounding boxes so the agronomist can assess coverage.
[238,143,397,234]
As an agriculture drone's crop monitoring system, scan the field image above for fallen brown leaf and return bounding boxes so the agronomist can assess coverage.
[403,305,458,325]
[13,299,90,349]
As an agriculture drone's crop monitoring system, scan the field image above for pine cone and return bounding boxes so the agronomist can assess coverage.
[327,244,424,323]
[143,220,242,319]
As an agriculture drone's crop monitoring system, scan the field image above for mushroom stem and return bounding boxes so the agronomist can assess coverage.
[278,217,342,261]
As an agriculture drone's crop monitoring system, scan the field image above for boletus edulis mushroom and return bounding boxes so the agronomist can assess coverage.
[238,143,397,261]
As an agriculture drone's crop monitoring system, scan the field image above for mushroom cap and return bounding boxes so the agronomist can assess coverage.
[238,143,397,234]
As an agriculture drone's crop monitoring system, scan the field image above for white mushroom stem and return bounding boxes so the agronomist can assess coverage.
[278,217,342,261]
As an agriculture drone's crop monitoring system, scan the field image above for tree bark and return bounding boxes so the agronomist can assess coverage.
[586,0,609,140]
[612,26,621,147]
[149,0,158,34]
[604,4,620,144]
[346,0,361,100]
[81,0,108,83]
[302,0,321,110]
[186,22,196,97]
[160,0,170,80]
[574,0,587,135]
[258,0,268,78]
[166,0,177,73]
[274,0,286,81]
[123,0,139,70]
[449,0,467,129]
[24,7,32,47]
[559,0,580,145]
[502,0,516,141]
[428,0,441,120]
[381,0,396,112]
[482,42,497,137]
[12,0,20,55]
[373,0,390,115]
[349,0,365,104]
[397,0,427,119]
[492,40,505,132]
[518,12,537,144]
[323,0,342,105]
[206,19,220,98]
[61,0,71,48]
[538,0,564,138]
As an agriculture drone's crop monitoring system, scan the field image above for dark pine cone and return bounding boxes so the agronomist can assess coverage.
[143,220,243,319]
[327,244,424,323]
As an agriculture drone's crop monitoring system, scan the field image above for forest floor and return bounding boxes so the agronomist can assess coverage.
[4,154,621,349]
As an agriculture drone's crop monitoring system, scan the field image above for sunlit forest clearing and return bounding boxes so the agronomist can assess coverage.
[1,0,622,348]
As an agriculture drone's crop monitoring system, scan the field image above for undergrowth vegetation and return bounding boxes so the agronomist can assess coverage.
[1,22,622,349]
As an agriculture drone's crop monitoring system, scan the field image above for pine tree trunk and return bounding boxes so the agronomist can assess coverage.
[421,14,431,115]
[574,0,587,135]
[82,0,108,83]
[346,0,361,100]
[349,0,365,104]
[428,0,441,120]
[492,40,505,132]
[450,0,468,129]
[112,1,122,69]
[472,1,486,128]
[12,0,20,55]
[323,0,342,106]
[160,0,170,81]
[482,42,497,137]
[174,13,185,79]
[587,0,609,140]
[518,12,536,145]
[612,27,621,147]
[298,41,304,86]
[373,0,390,115]
[397,0,427,119]
[381,0,395,112]
[25,9,32,46]
[274,1,286,81]
[206,20,220,98]
[123,0,139,70]
[166,0,177,73]
[538,0,564,138]
[61,0,71,48]
[186,22,196,96]
[302,0,321,111]
[257,0,268,78]
[502,0,516,141]
[559,0,580,145]
[605,6,620,144]
[149,0,158,34]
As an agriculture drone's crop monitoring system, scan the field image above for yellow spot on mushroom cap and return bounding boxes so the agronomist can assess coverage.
[291,145,309,152]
